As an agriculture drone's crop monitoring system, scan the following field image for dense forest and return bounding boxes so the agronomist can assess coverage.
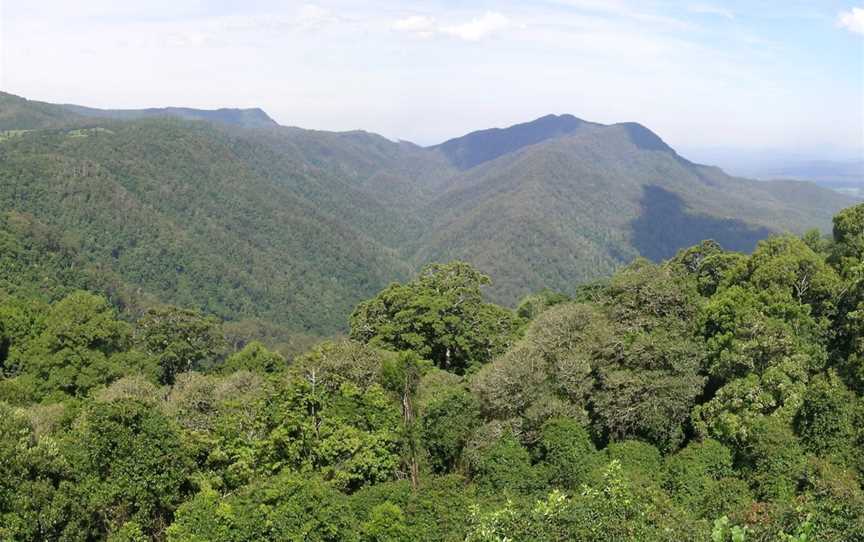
[1,202,863,541]
[0,91,854,337]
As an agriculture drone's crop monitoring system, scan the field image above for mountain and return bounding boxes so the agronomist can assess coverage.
[0,91,855,334]
[0,93,82,130]
[758,160,864,199]
[61,103,278,128]
[0,92,412,333]
[416,122,852,303]
[431,114,596,169]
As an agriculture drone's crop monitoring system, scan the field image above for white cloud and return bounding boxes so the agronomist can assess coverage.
[393,11,515,41]
[441,12,513,41]
[688,4,734,20]
[551,0,693,30]
[838,7,864,34]
[2,0,860,153]
[296,4,340,30]
[392,15,437,38]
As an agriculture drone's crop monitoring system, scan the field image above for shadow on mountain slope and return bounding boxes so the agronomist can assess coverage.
[632,185,771,261]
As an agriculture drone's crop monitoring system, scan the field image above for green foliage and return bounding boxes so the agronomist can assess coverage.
[17,291,131,399]
[664,439,752,518]
[69,399,195,537]
[465,461,672,541]
[290,339,387,393]
[359,502,412,542]
[420,386,481,474]
[467,430,539,494]
[108,522,148,542]
[137,306,226,384]
[167,474,356,541]
[350,262,521,373]
[590,261,707,452]
[534,417,598,489]
[2,201,864,541]
[472,262,707,454]
[831,203,864,264]
[712,516,748,542]
[830,204,864,393]
[604,440,664,486]
[694,236,840,434]
[795,373,859,463]
[741,416,806,501]
[516,289,571,320]
[700,286,826,383]
[727,235,841,321]
[221,340,285,373]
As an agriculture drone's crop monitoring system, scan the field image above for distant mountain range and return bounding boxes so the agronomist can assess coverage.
[61,104,279,129]
[681,147,864,198]
[0,91,855,333]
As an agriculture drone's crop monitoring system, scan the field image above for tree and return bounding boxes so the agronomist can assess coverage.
[20,291,131,398]
[360,503,412,542]
[740,416,805,501]
[534,417,597,489]
[516,289,571,320]
[831,203,864,267]
[66,399,194,538]
[257,368,403,492]
[350,262,521,374]
[291,340,385,394]
[700,286,826,383]
[381,351,427,489]
[728,235,842,322]
[663,439,751,519]
[167,474,356,542]
[591,261,706,452]
[464,461,671,541]
[421,386,481,474]
[137,306,226,385]
[830,204,864,392]
[221,340,285,373]
[466,430,538,494]
[695,285,827,448]
[794,372,859,464]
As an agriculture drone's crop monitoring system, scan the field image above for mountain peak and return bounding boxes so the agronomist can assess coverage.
[430,113,594,170]
[613,122,674,153]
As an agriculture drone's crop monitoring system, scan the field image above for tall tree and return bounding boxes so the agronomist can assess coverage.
[350,262,521,374]
[136,306,226,385]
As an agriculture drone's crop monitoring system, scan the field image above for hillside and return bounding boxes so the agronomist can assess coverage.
[0,91,855,332]
[417,122,852,303]
[430,113,598,169]
[0,98,412,333]
[0,93,82,130]
[62,103,279,128]
[2,204,863,541]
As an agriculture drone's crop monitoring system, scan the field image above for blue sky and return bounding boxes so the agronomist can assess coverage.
[0,0,862,157]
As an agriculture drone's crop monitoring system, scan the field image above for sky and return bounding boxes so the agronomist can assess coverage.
[0,0,862,158]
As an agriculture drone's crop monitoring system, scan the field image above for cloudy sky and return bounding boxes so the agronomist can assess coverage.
[1,0,862,157]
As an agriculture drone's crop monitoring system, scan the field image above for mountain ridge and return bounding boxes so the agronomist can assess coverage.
[61,103,279,128]
[0,90,855,333]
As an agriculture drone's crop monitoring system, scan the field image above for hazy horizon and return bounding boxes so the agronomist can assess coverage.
[1,1,862,157]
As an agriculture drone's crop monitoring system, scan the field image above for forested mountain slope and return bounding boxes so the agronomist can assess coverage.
[0,93,82,130]
[61,104,279,128]
[418,122,852,303]
[0,91,854,332]
[2,204,864,541]
[429,113,598,169]
[0,107,411,334]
